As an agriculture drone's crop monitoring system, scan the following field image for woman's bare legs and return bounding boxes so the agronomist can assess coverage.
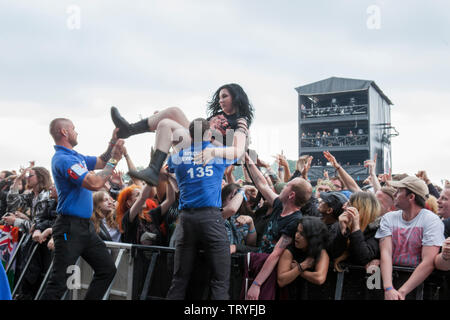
[111,106,190,139]
[128,119,191,186]
[147,107,190,132]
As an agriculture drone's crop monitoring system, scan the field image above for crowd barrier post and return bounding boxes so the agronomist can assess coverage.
[11,241,39,297]
[102,247,126,300]
[34,256,54,300]
[139,251,160,300]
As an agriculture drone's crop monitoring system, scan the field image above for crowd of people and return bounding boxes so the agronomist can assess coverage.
[301,129,368,148]
[1,83,450,301]
[300,101,367,119]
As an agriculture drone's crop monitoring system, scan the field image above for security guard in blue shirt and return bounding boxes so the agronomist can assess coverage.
[40,118,125,300]
[166,118,238,300]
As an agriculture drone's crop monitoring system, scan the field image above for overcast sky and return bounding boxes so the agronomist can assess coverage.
[0,0,449,185]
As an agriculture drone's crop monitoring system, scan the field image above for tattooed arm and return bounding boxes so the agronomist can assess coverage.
[246,234,292,300]
[82,140,125,191]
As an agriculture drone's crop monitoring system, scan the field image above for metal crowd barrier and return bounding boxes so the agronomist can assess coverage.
[12,240,450,300]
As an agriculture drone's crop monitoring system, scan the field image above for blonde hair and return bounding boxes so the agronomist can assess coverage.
[425,195,438,214]
[316,179,336,191]
[91,191,118,234]
[334,191,380,272]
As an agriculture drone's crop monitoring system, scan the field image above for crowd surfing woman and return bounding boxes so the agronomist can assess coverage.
[277,216,330,288]
[110,83,254,186]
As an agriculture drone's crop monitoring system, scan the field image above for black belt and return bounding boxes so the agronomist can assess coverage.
[57,214,90,221]
[181,207,219,213]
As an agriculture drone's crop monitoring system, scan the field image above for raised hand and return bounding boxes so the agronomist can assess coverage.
[323,151,338,168]
[193,148,215,166]
[301,156,313,179]
[345,206,360,232]
[415,170,430,185]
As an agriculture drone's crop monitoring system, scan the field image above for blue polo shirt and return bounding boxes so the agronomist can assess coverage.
[167,141,236,210]
[51,145,97,218]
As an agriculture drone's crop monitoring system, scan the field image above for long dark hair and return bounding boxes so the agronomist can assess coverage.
[298,216,329,260]
[207,83,255,127]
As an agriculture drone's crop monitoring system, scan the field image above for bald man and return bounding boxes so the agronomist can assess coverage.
[41,118,124,300]
[244,153,312,300]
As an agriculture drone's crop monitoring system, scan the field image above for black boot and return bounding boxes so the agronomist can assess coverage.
[128,149,167,186]
[111,106,150,139]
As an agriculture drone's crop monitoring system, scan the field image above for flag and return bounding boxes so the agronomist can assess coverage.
[0,225,20,289]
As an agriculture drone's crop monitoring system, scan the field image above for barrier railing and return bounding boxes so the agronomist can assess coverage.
[12,240,450,300]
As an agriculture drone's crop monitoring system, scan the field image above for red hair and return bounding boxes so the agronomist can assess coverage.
[116,185,141,233]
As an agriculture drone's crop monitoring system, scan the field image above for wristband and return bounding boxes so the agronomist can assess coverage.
[297,262,304,273]
[106,158,118,168]
[108,158,118,165]
[248,228,256,234]
[252,280,261,287]
[238,189,247,202]
[384,286,393,292]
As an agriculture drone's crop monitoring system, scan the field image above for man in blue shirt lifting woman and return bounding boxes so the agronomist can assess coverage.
[41,118,125,300]
[166,118,240,300]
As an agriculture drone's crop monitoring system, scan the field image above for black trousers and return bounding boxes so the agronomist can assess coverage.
[166,207,230,300]
[40,215,116,300]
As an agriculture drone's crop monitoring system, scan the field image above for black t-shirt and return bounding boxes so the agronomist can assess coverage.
[287,244,309,265]
[121,206,162,244]
[207,112,248,146]
[259,198,302,254]
[443,218,450,238]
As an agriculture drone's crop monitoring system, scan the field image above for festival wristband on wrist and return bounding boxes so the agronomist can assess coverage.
[297,262,304,273]
[252,280,261,287]
[106,158,118,168]
[238,189,247,202]
[384,286,393,292]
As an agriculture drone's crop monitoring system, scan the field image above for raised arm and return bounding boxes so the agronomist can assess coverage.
[323,151,361,192]
[159,171,177,215]
[221,188,246,219]
[129,184,152,223]
[244,153,278,207]
[277,154,291,183]
[416,170,440,199]
[95,128,119,169]
[364,154,381,193]
[82,140,125,191]
[122,146,143,188]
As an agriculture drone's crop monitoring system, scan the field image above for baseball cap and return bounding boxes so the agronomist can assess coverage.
[320,191,348,217]
[389,176,429,200]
